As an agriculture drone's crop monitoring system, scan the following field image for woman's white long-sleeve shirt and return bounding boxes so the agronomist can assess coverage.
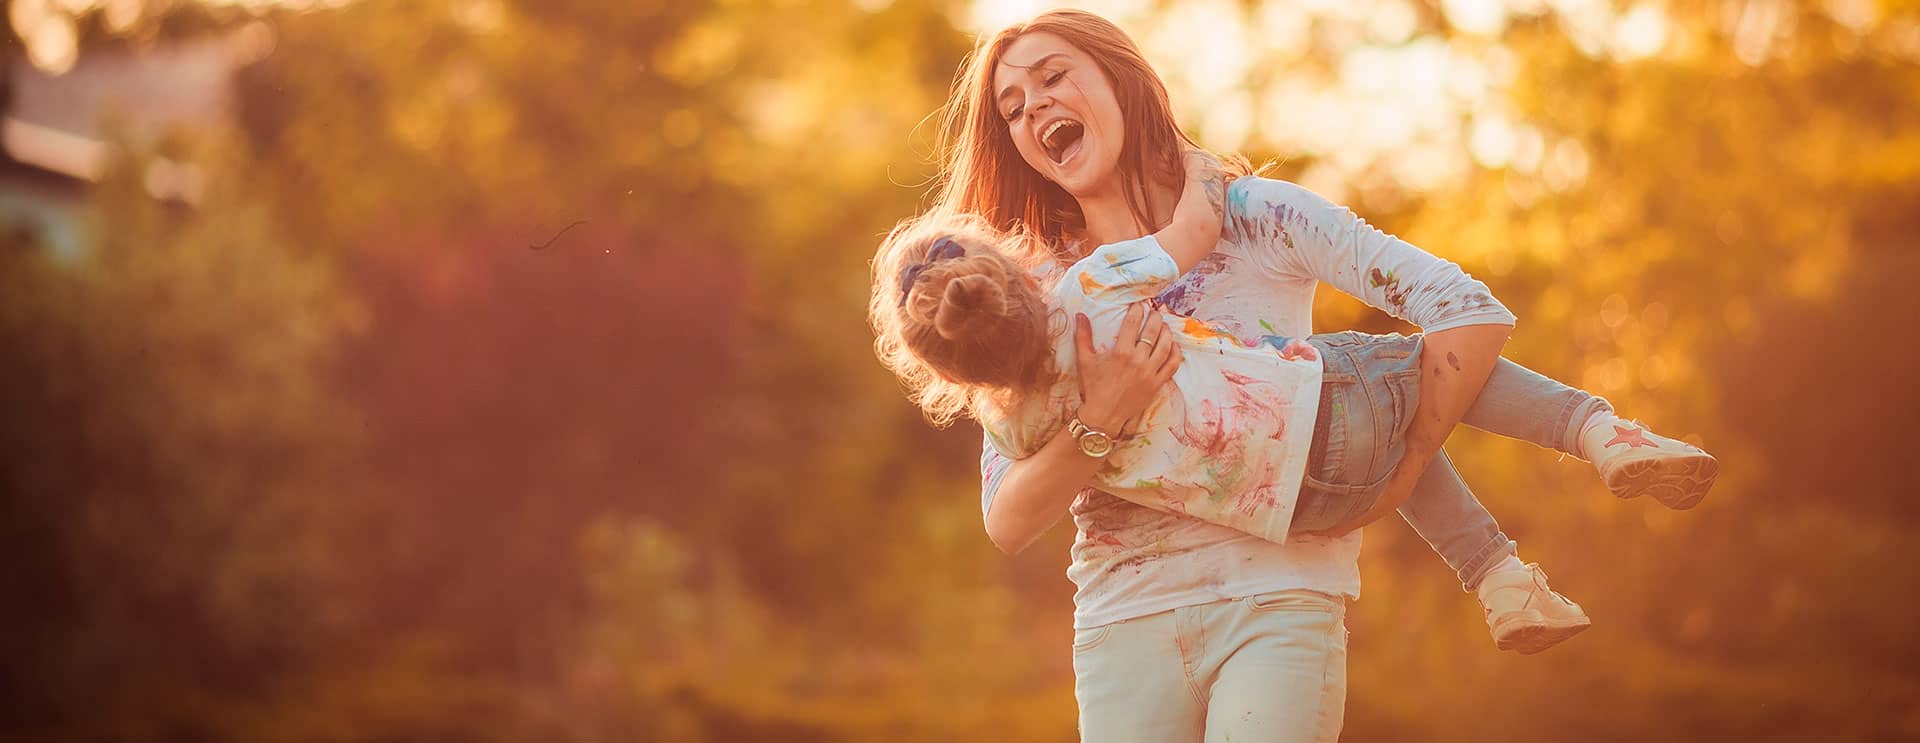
[980,177,1515,629]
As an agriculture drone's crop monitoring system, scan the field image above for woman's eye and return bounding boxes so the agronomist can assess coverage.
[1044,71,1065,86]
[1004,107,1022,122]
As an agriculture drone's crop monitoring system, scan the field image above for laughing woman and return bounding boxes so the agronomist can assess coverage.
[908,9,1711,743]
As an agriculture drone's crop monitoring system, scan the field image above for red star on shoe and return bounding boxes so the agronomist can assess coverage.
[1605,424,1655,449]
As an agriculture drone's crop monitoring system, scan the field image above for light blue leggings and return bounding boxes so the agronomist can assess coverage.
[1289,331,1611,590]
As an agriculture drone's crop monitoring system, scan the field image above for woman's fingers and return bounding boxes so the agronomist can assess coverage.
[1113,302,1147,352]
[1134,308,1168,362]
[1146,325,1176,368]
[1153,339,1182,383]
[1133,313,1161,360]
[1074,313,1097,361]
[1145,311,1168,342]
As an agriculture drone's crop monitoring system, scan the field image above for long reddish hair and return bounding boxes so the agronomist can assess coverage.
[932,9,1201,263]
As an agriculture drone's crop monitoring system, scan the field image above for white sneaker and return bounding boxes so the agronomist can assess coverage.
[1479,564,1591,655]
[1582,419,1719,510]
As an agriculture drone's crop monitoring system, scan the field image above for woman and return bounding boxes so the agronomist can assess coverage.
[927,9,1617,743]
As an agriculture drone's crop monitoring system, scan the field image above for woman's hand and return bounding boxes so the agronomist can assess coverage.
[1075,301,1181,436]
[981,301,1180,554]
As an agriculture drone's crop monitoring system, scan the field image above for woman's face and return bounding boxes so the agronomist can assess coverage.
[992,32,1126,200]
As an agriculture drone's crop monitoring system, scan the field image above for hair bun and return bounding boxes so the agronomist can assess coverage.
[934,272,1009,340]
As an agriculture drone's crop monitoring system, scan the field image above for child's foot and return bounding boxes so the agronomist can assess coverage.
[1478,563,1591,655]
[1580,415,1719,510]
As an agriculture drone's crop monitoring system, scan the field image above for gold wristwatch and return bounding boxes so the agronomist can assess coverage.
[1067,417,1116,459]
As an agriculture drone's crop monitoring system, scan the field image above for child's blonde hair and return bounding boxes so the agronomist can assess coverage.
[868,212,1058,426]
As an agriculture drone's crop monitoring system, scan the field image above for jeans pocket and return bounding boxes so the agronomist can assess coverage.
[1072,624,1113,653]
[1247,590,1344,614]
[1317,331,1366,348]
[1298,458,1395,532]
[1384,367,1422,440]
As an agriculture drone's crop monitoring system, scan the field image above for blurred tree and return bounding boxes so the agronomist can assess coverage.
[219,0,1059,738]
[0,136,368,739]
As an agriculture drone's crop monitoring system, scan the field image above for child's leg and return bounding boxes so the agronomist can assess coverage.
[1458,357,1611,457]
[1392,451,1590,654]
[1309,332,1591,654]
[1392,449,1515,591]
[1459,357,1718,508]
[1300,332,1517,587]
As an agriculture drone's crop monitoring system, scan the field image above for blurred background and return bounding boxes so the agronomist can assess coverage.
[1,0,1916,740]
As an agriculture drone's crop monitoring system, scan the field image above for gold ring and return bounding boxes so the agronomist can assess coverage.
[1136,337,1155,346]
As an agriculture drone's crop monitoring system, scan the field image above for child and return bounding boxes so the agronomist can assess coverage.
[869,157,1718,654]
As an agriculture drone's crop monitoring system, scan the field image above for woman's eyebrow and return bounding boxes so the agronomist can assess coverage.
[996,52,1069,100]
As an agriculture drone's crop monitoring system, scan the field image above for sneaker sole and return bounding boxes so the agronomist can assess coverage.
[1605,453,1718,510]
[1492,614,1592,655]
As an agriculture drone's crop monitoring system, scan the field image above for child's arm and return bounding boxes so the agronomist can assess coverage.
[1153,149,1229,274]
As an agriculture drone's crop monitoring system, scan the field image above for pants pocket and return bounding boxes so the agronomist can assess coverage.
[1247,589,1345,614]
[1383,366,1422,440]
[1072,623,1114,653]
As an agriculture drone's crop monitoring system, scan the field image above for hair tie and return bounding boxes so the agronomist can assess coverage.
[897,236,967,306]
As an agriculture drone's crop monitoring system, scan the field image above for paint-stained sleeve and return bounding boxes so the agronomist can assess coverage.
[1227,177,1517,332]
[1063,235,1180,309]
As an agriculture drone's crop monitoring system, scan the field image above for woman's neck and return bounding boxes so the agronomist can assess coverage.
[1075,176,1181,249]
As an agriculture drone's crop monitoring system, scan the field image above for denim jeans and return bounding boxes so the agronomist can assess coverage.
[1288,331,1610,589]
[1073,590,1348,743]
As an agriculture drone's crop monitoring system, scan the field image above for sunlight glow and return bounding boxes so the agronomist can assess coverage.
[954,0,1670,197]
[103,0,141,32]
[1199,91,1255,152]
[967,0,1066,33]
[1732,0,1791,66]
[1611,3,1670,60]
[11,0,345,73]
[1823,0,1879,32]
[1157,0,1252,102]
[1442,0,1510,36]
[1551,0,1617,57]
[1470,114,1516,169]
[26,11,80,75]
[1253,2,1313,56]
[1542,138,1591,191]
[1365,0,1418,44]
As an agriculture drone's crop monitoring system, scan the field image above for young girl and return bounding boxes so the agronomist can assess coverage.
[870,158,1718,654]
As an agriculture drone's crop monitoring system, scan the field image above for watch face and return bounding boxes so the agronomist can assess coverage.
[1080,432,1114,458]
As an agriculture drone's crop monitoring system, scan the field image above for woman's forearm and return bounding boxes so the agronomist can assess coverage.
[984,425,1103,554]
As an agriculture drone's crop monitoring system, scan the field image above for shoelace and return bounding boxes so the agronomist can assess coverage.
[1533,569,1577,606]
[1482,568,1575,615]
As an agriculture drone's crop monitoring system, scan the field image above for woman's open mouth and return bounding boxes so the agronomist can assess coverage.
[1041,119,1086,167]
